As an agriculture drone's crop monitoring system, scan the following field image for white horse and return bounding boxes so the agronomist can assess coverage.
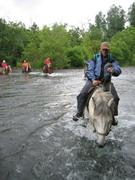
[88,85,115,147]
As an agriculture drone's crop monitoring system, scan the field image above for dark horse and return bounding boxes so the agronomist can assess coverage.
[42,65,53,74]
[0,66,11,75]
[22,67,32,73]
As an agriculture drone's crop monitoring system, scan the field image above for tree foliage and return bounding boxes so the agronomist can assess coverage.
[67,46,89,67]
[106,5,126,39]
[95,12,107,39]
[128,2,135,27]
[110,26,135,65]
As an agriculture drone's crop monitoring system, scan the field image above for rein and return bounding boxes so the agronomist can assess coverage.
[102,72,112,91]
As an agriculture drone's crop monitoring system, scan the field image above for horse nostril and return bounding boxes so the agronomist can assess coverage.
[98,144,105,148]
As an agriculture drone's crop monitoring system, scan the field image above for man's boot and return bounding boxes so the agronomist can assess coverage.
[73,92,89,121]
[112,117,118,126]
[73,111,84,121]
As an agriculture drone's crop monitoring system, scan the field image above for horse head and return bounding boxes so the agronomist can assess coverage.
[88,85,115,147]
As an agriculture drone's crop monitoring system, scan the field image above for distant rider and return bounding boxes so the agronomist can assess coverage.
[44,57,51,68]
[2,60,8,72]
[22,60,29,72]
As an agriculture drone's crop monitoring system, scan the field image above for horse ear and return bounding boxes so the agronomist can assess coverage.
[108,98,115,110]
[108,98,115,114]
[108,98,114,107]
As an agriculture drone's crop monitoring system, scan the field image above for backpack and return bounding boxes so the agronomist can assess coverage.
[94,53,114,63]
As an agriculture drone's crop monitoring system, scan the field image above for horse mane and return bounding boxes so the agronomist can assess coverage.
[92,86,115,116]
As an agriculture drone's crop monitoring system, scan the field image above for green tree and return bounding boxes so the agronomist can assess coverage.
[30,22,39,32]
[39,23,70,69]
[110,26,135,65]
[0,19,27,66]
[106,5,126,39]
[67,46,89,67]
[82,24,102,56]
[22,23,41,68]
[111,39,131,65]
[0,18,8,61]
[68,27,84,47]
[128,2,135,27]
[95,11,107,39]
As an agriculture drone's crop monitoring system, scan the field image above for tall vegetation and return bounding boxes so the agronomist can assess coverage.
[128,2,135,27]
[0,2,135,68]
[106,5,126,39]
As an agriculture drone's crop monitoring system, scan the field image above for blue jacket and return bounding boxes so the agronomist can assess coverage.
[85,53,122,81]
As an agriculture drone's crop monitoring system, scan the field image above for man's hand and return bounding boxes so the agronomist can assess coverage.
[92,80,101,86]
[108,67,115,73]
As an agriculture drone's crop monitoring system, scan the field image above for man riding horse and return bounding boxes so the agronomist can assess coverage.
[73,42,122,125]
[43,57,53,74]
[22,60,31,73]
[1,60,11,74]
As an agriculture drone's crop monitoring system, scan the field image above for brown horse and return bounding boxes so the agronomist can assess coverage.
[42,65,53,74]
[0,66,11,75]
[22,67,32,73]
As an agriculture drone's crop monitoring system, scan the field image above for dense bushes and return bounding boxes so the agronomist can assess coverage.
[67,46,89,67]
[110,26,135,66]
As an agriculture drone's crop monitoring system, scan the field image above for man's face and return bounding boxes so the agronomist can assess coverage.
[101,49,109,56]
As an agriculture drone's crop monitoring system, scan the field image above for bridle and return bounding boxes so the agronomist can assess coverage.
[93,118,112,136]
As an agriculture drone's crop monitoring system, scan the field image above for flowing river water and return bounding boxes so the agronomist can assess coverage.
[0,67,135,180]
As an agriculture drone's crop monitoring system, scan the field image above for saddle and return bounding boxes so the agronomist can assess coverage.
[86,86,97,108]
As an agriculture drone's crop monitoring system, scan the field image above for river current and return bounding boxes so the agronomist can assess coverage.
[0,67,135,180]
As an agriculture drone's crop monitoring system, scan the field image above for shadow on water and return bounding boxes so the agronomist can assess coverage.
[0,67,135,180]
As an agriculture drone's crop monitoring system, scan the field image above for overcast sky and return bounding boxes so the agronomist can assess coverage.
[0,0,134,29]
